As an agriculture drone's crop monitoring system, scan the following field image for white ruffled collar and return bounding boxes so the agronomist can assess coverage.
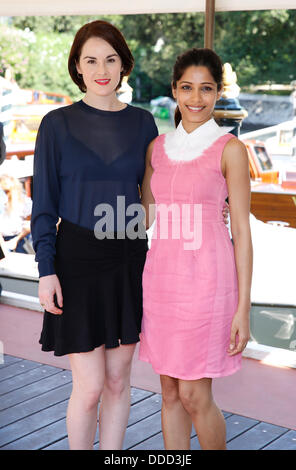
[164,118,230,162]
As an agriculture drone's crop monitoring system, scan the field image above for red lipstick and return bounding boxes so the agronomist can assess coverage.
[95,79,111,86]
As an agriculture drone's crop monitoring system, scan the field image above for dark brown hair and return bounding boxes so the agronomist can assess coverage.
[172,48,223,127]
[68,20,134,93]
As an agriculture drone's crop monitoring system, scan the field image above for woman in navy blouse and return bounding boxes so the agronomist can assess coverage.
[31,20,158,450]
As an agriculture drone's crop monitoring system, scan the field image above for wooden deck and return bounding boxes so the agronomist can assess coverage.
[1,354,296,451]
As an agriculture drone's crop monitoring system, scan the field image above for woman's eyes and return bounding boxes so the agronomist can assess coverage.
[87,58,116,64]
[181,86,213,92]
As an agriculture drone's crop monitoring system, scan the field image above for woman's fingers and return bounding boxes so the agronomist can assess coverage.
[228,326,237,354]
[55,282,64,309]
[238,335,249,352]
[228,331,249,356]
[46,298,63,315]
[40,294,63,314]
[39,275,63,315]
[222,204,229,224]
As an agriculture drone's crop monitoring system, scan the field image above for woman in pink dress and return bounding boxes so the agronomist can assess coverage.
[139,48,253,450]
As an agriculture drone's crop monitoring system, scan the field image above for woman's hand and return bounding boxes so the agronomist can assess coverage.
[227,309,250,356]
[222,202,229,225]
[39,274,63,315]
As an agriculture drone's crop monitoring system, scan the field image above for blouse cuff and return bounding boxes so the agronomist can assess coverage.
[38,258,56,278]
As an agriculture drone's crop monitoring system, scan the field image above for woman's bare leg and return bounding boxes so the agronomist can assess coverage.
[98,343,136,450]
[67,346,105,450]
[160,375,192,450]
[179,378,226,450]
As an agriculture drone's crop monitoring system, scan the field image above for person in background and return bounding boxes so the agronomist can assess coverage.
[0,174,32,253]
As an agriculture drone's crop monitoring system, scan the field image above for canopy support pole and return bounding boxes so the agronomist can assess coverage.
[204,0,215,49]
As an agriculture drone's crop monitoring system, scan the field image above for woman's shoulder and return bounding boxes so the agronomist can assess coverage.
[223,134,249,165]
[128,104,155,121]
[147,132,166,149]
[146,133,166,164]
[40,102,78,128]
[224,134,247,153]
[128,105,159,141]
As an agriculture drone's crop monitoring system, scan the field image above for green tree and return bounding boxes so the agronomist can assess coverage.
[2,10,295,101]
[24,32,82,100]
[120,13,204,100]
[215,9,296,87]
[0,24,31,82]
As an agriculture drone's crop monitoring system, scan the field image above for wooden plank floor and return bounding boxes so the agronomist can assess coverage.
[0,354,296,451]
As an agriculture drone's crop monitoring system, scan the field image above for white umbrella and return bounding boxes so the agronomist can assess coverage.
[0,1,295,16]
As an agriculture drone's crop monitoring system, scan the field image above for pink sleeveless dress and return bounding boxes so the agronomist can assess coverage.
[139,120,242,380]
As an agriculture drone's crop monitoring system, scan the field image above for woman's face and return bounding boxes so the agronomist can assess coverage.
[76,36,123,98]
[172,65,222,132]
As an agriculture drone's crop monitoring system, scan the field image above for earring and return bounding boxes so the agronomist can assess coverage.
[77,72,83,78]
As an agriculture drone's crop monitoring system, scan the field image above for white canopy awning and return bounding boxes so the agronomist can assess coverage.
[0,0,295,17]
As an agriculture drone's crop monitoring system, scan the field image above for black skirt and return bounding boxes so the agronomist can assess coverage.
[39,219,148,356]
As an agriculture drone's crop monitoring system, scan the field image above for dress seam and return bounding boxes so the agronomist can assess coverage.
[204,166,226,373]
[204,220,219,373]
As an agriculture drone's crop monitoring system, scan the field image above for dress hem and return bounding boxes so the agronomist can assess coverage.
[40,337,140,357]
[138,355,241,381]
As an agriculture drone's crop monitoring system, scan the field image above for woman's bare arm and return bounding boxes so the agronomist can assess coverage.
[222,138,253,355]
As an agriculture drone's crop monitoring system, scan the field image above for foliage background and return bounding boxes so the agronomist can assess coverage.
[0,10,295,102]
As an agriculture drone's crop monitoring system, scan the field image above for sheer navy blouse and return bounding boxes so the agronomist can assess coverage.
[31,100,158,277]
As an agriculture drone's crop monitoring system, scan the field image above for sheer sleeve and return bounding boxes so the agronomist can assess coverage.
[31,113,61,277]
[145,111,159,147]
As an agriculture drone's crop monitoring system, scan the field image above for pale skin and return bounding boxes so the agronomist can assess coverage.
[141,65,252,450]
[38,36,135,450]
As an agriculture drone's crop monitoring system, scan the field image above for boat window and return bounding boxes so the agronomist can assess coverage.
[44,93,64,103]
[279,130,294,145]
[254,145,273,171]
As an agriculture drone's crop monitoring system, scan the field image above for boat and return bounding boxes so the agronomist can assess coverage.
[2,100,73,196]
[24,89,72,106]
[241,131,296,228]
[242,119,296,157]
[5,101,72,159]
